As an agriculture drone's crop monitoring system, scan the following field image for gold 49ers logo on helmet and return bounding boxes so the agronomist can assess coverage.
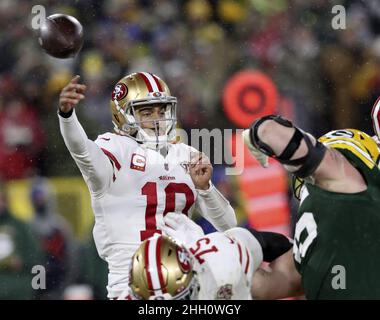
[111,83,128,101]
[176,246,191,272]
[319,129,380,169]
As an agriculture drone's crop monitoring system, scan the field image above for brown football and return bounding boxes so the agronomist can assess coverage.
[38,14,84,59]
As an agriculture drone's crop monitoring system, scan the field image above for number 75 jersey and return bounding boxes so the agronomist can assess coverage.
[92,133,198,277]
[188,228,263,300]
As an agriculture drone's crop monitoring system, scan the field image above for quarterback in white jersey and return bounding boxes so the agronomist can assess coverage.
[126,212,263,300]
[58,73,237,299]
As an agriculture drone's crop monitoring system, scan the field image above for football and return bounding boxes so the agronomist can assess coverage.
[38,14,84,59]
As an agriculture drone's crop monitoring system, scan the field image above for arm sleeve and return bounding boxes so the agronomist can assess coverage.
[58,109,113,196]
[194,182,237,232]
[247,228,293,263]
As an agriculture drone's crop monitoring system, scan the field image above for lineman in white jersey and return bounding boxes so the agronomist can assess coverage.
[58,72,237,299]
[126,212,263,300]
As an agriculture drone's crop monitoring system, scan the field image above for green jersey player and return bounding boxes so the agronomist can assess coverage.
[243,116,380,299]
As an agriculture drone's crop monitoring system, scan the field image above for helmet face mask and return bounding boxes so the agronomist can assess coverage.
[145,275,200,300]
[130,101,177,150]
[110,72,177,151]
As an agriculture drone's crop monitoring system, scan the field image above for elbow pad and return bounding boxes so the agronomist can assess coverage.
[249,115,326,178]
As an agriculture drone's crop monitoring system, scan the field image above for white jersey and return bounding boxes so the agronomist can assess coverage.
[59,110,237,299]
[189,228,263,300]
[93,133,198,297]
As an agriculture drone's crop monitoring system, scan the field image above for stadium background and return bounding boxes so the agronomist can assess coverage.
[0,0,380,299]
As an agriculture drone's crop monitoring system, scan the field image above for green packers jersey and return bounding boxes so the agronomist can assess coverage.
[293,129,380,299]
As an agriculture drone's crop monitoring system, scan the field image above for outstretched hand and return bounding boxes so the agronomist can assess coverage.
[59,75,87,113]
[189,151,213,190]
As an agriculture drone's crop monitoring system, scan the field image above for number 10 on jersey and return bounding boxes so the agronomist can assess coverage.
[140,182,195,241]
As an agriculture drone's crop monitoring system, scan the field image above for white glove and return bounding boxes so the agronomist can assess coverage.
[161,212,204,248]
[117,286,135,300]
[242,129,269,168]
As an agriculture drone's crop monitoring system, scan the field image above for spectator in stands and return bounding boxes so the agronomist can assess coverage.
[0,97,45,180]
[29,176,77,299]
[74,236,108,300]
[0,180,43,299]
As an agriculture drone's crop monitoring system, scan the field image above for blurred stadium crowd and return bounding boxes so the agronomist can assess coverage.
[0,0,380,299]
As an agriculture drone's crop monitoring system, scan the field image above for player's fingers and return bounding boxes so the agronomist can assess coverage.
[70,75,80,84]
[200,153,211,165]
[190,151,202,165]
[63,83,87,93]
[163,227,177,240]
[191,163,211,174]
[163,213,181,229]
[191,152,210,166]
[74,85,87,94]
[60,98,79,106]
[60,90,85,98]
[189,164,204,176]
[72,83,86,90]
[163,214,179,228]
[164,212,178,220]
[162,219,176,230]
[60,92,85,100]
[190,158,202,168]
[70,84,87,91]
[163,223,175,233]
[189,163,198,174]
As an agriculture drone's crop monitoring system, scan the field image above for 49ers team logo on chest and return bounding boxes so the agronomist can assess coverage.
[112,83,128,101]
[130,153,146,172]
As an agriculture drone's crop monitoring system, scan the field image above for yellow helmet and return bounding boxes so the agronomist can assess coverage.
[292,129,380,200]
[129,235,199,300]
[318,129,380,169]
[110,72,177,150]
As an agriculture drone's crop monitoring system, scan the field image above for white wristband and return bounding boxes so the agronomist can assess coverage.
[196,182,214,196]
